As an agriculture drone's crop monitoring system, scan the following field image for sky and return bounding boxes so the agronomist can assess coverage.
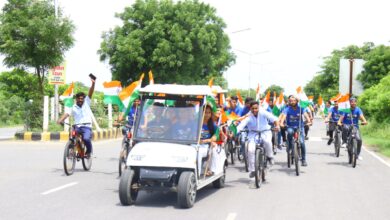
[1,0,390,95]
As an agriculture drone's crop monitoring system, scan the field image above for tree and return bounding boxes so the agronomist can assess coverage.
[304,43,375,101]
[263,84,284,98]
[358,45,390,89]
[0,69,55,100]
[0,0,75,97]
[99,0,235,85]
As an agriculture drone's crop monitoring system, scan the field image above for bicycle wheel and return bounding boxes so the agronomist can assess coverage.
[287,147,291,168]
[244,142,249,172]
[119,139,129,176]
[352,139,357,168]
[229,141,234,165]
[347,141,352,164]
[334,132,341,157]
[272,131,277,155]
[254,148,263,188]
[81,142,92,171]
[63,141,76,176]
[294,142,300,176]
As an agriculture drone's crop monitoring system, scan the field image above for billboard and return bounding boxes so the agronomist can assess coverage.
[339,59,364,96]
[48,63,66,85]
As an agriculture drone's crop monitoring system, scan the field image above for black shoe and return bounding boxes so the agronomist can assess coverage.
[302,160,308,166]
[85,153,91,159]
[305,136,309,140]
[249,171,255,178]
[267,157,275,166]
[327,139,333,145]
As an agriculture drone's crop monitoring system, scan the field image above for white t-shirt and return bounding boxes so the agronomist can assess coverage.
[66,96,93,127]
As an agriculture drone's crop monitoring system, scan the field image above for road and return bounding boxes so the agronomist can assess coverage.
[1,119,390,220]
[0,126,23,140]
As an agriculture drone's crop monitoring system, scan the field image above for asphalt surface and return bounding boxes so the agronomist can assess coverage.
[1,119,389,220]
[0,126,23,140]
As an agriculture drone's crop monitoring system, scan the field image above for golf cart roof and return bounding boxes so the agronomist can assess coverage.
[140,84,214,96]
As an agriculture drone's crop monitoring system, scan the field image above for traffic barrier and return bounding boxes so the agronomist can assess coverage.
[14,128,122,141]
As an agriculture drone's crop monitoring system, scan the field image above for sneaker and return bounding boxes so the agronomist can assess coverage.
[341,143,347,148]
[305,136,309,140]
[358,156,363,160]
[302,160,308,166]
[249,171,255,178]
[327,139,333,145]
[277,145,283,150]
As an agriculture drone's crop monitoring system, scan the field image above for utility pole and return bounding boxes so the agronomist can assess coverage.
[349,58,354,96]
[53,0,59,121]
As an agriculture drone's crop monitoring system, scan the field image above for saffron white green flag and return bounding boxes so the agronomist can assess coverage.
[296,86,310,108]
[103,81,124,110]
[60,82,74,107]
[261,90,270,110]
[119,74,144,114]
[272,92,285,116]
[338,94,351,113]
[255,83,261,102]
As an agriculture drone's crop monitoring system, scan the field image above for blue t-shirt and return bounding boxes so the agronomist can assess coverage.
[201,123,216,140]
[126,106,138,126]
[240,106,250,116]
[283,106,306,129]
[342,107,363,127]
[329,106,342,122]
[227,105,243,116]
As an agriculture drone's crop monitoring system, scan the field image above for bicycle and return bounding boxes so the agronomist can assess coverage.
[117,123,133,177]
[331,122,342,157]
[345,123,362,168]
[286,127,302,176]
[63,123,93,176]
[271,128,278,155]
[253,129,271,188]
[238,129,249,172]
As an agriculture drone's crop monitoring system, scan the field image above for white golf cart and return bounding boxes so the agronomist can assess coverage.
[119,84,227,208]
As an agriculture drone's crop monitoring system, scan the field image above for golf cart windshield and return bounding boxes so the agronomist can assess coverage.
[134,99,201,144]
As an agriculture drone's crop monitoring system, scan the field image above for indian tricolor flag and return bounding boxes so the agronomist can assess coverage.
[272,92,285,116]
[148,70,154,85]
[296,86,310,108]
[330,93,342,102]
[119,74,144,114]
[261,90,270,109]
[103,81,124,110]
[338,94,351,113]
[255,83,261,101]
[60,82,74,107]
[236,91,244,107]
[318,95,324,109]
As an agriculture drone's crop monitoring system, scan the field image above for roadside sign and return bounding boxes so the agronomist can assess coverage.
[48,63,66,85]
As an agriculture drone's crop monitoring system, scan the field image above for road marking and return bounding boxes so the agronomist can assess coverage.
[41,182,78,195]
[363,146,390,168]
[226,213,237,220]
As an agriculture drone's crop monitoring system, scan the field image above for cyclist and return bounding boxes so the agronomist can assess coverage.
[324,101,332,136]
[279,95,312,166]
[338,97,368,160]
[236,101,279,178]
[325,100,342,145]
[238,97,254,156]
[58,76,96,158]
[117,98,140,135]
[226,96,243,115]
[303,106,313,140]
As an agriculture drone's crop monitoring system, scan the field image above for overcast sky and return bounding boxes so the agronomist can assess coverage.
[1,0,390,95]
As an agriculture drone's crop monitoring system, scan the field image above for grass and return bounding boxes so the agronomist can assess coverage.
[360,121,390,158]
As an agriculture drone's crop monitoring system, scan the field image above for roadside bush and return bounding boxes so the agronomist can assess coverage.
[359,74,390,123]
[0,92,25,126]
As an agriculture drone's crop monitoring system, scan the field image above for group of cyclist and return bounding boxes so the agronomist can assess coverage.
[324,97,368,160]
[57,75,368,180]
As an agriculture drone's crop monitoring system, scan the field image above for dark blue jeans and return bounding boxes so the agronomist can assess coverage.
[76,126,92,154]
[287,127,306,161]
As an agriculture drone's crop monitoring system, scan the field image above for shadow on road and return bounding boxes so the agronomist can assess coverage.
[326,161,352,167]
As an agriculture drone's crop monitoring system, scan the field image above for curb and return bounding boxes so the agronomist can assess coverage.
[14,128,122,141]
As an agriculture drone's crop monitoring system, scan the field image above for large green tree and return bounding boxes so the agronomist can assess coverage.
[263,84,284,98]
[358,45,390,89]
[0,0,75,97]
[99,0,235,85]
[304,43,374,101]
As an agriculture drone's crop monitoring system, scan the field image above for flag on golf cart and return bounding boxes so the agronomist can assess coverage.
[148,70,154,85]
[296,86,310,108]
[272,92,285,116]
[60,82,74,107]
[103,81,124,110]
[338,94,351,113]
[119,73,144,114]
[206,95,217,113]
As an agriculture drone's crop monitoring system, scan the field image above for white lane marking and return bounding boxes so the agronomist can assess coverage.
[226,213,237,220]
[363,146,390,168]
[41,182,78,195]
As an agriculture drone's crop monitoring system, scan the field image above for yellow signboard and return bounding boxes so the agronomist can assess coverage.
[48,62,66,85]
